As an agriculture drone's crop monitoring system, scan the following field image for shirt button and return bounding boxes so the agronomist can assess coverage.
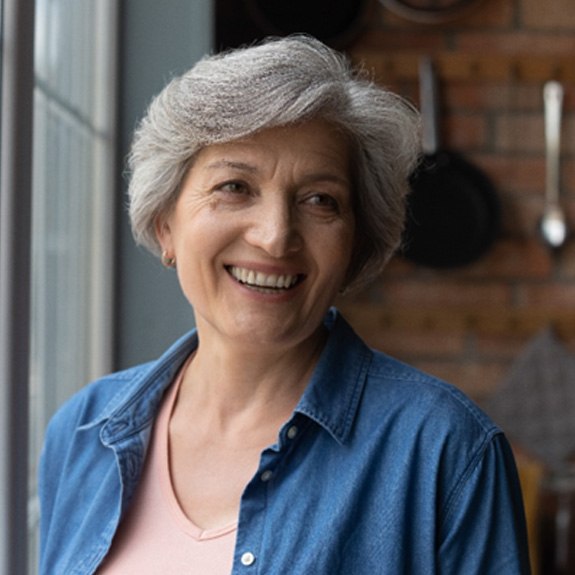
[241,551,256,566]
[287,425,298,439]
[261,470,273,482]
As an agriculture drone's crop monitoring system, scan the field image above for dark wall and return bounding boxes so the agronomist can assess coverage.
[116,0,212,369]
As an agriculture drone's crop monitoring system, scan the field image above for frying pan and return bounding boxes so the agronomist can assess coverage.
[379,0,485,24]
[242,0,369,49]
[402,57,500,268]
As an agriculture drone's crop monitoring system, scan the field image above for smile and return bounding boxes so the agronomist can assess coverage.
[226,266,303,291]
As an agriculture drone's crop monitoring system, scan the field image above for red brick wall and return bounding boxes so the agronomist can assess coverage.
[339,0,575,402]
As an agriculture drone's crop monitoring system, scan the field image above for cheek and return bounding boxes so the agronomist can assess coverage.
[171,210,214,251]
[334,220,356,258]
[172,212,235,275]
[175,256,211,308]
[317,227,355,275]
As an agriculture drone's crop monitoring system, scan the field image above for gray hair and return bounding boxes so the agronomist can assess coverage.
[128,35,420,290]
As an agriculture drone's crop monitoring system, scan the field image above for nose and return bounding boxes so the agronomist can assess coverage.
[245,197,303,258]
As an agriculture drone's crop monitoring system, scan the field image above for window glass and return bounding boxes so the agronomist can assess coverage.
[28,0,117,570]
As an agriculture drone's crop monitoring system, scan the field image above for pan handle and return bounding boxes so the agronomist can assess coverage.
[544,81,563,208]
[419,57,440,155]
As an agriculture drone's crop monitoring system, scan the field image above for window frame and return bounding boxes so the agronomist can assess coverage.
[0,1,36,573]
[0,1,118,573]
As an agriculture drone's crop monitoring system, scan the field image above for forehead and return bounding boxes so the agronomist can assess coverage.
[192,120,351,175]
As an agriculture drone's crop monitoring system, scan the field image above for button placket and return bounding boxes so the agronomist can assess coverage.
[234,422,304,573]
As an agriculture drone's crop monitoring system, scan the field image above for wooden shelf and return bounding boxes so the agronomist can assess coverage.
[339,304,575,338]
[350,51,575,84]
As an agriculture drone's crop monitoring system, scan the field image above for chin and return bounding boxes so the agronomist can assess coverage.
[227,311,322,348]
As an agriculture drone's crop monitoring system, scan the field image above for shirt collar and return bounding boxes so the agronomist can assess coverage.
[95,330,199,442]
[295,308,372,445]
[98,308,371,446]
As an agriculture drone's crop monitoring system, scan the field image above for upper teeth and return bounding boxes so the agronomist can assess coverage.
[228,266,299,289]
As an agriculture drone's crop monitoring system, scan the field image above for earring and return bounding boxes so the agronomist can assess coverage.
[161,251,176,268]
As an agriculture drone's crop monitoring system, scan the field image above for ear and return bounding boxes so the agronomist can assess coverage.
[154,213,174,256]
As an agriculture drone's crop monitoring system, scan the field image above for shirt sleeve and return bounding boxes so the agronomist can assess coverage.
[438,433,531,574]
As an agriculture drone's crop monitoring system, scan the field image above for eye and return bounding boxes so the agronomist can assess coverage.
[303,193,340,212]
[216,180,249,195]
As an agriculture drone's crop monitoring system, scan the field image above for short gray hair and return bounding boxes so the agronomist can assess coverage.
[128,35,420,290]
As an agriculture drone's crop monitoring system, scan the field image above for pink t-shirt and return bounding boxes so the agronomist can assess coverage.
[98,362,238,574]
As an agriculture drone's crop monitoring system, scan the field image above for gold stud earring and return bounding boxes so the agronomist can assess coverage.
[161,251,176,268]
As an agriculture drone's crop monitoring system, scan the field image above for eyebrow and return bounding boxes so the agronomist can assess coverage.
[204,160,258,173]
[203,159,350,187]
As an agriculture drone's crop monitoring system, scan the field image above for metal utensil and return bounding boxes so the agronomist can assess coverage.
[540,81,568,250]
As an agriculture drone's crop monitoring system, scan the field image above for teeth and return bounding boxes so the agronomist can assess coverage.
[228,266,299,289]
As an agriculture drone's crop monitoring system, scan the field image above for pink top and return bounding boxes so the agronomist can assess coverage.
[98,360,238,574]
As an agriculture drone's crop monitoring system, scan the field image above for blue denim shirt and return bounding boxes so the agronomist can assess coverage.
[39,309,530,574]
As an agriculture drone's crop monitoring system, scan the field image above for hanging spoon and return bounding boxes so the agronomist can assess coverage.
[539,81,568,250]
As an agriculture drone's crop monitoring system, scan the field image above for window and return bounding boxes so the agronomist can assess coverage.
[27,0,118,570]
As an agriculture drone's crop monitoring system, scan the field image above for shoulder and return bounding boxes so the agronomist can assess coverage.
[359,350,516,506]
[322,309,499,447]
[368,349,495,433]
[45,329,199,440]
[355,348,502,468]
[45,362,155,439]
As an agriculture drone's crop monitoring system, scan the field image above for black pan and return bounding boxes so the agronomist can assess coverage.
[402,57,500,268]
[379,0,484,24]
[216,0,368,52]
[242,0,369,49]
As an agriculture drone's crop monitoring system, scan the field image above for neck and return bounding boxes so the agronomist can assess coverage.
[177,324,327,430]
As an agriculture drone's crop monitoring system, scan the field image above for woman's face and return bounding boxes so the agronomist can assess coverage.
[156,120,355,350]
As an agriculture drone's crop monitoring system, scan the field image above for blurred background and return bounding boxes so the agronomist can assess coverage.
[1,1,574,573]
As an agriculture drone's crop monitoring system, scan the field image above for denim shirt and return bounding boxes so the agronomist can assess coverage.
[39,309,530,574]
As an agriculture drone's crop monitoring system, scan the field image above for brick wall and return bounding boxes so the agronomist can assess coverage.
[339,0,575,403]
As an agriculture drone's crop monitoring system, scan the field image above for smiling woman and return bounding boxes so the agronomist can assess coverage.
[127,39,419,293]
[154,121,355,353]
[38,36,530,575]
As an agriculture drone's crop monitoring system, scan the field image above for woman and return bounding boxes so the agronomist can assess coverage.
[39,36,530,574]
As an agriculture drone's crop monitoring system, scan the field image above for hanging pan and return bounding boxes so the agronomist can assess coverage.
[379,0,485,24]
[242,0,369,49]
[402,57,500,268]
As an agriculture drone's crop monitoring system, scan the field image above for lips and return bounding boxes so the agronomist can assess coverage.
[226,265,303,291]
